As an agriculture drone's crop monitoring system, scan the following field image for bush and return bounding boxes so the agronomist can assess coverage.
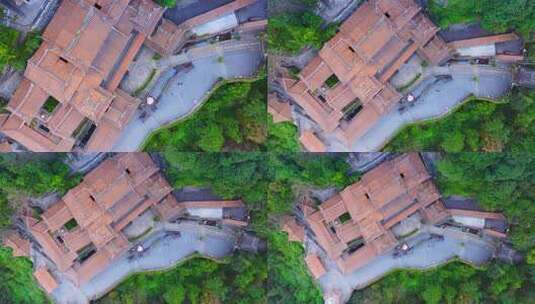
[268,12,337,55]
[429,0,535,37]
[0,28,41,71]
[155,0,177,8]
[144,78,267,152]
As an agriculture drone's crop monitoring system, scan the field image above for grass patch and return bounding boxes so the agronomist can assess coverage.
[42,96,59,113]
[63,218,78,231]
[95,253,266,304]
[324,74,340,88]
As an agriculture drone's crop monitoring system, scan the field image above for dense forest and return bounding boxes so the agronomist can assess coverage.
[349,153,535,303]
[143,77,267,152]
[386,89,535,152]
[0,154,77,304]
[267,0,336,55]
[429,0,535,37]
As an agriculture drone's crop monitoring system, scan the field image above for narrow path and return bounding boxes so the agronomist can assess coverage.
[112,39,263,152]
[316,224,496,303]
[51,222,239,304]
[343,63,513,152]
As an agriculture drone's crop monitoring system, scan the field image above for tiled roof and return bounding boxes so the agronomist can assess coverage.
[286,0,450,143]
[299,130,327,152]
[304,254,327,279]
[29,153,174,284]
[448,33,520,50]
[268,94,293,123]
[306,153,449,273]
[0,0,165,152]
[281,216,305,243]
[28,153,249,285]
[146,0,258,56]
[34,267,59,294]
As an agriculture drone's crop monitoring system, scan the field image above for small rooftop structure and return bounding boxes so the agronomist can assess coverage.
[27,153,177,285]
[3,231,31,257]
[268,94,293,123]
[299,130,327,152]
[34,267,59,294]
[283,0,450,146]
[146,0,259,56]
[154,198,248,226]
[0,0,165,152]
[298,153,508,275]
[448,33,522,58]
[304,254,327,279]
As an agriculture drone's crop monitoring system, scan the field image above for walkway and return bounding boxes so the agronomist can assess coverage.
[342,63,513,151]
[316,224,497,302]
[51,221,238,304]
[112,38,264,151]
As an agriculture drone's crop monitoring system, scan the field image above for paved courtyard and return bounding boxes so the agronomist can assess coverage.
[329,63,514,151]
[112,39,264,151]
[51,222,238,304]
[315,225,497,302]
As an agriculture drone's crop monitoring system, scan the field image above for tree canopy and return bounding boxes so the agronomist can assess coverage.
[266,115,300,152]
[268,12,337,55]
[429,0,535,36]
[97,254,266,304]
[386,89,535,152]
[0,154,79,230]
[266,153,357,303]
[0,154,76,304]
[0,247,49,304]
[143,78,267,152]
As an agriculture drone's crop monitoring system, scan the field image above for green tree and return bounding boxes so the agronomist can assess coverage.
[429,0,535,37]
[155,0,177,8]
[267,115,300,152]
[0,247,48,304]
[144,78,267,152]
[268,12,337,54]
[386,89,535,152]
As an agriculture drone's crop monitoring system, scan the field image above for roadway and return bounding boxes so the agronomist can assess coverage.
[51,221,239,304]
[112,37,264,151]
[344,63,513,151]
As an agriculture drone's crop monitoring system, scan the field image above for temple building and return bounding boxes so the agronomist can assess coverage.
[0,0,165,152]
[281,0,450,147]
[3,153,246,293]
[284,153,508,276]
